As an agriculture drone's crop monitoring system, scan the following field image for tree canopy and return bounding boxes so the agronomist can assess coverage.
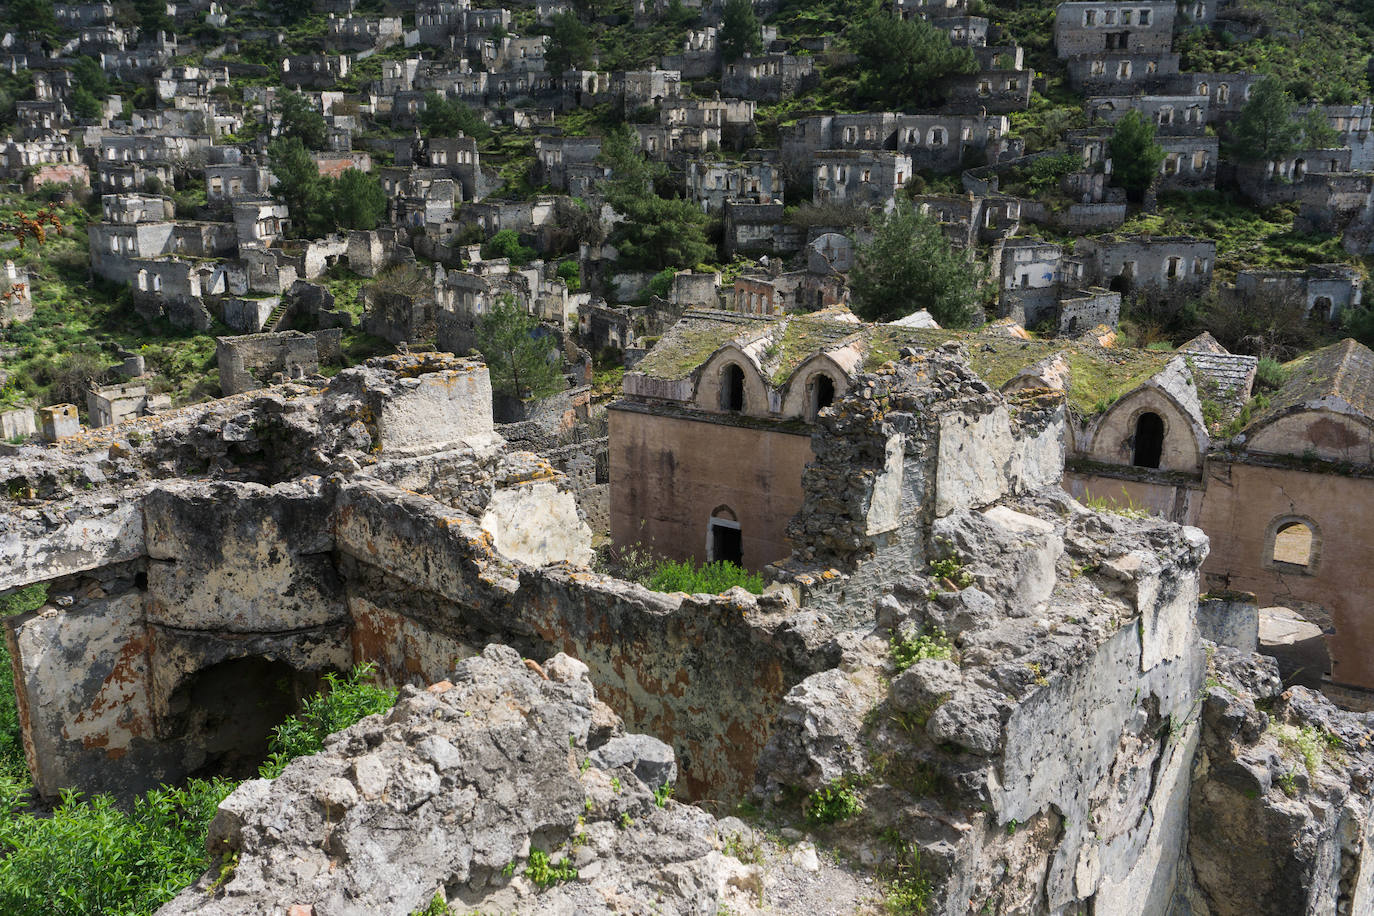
[849,200,978,327]
[474,297,565,400]
[720,0,763,63]
[847,6,978,109]
[544,10,594,73]
[276,90,329,151]
[599,128,712,270]
[1232,76,1340,162]
[418,91,490,140]
[268,138,388,236]
[1108,109,1166,197]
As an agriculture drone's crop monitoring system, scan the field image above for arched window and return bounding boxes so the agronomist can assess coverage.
[708,505,743,566]
[810,374,835,419]
[722,363,745,412]
[1132,411,1165,468]
[1311,296,1332,322]
[1271,520,1317,569]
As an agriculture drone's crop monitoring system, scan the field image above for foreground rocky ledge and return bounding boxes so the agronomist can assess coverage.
[156,645,870,916]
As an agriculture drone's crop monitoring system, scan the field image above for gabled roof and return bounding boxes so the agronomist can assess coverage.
[1250,338,1374,428]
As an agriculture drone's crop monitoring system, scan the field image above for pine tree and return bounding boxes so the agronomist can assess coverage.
[1233,77,1305,162]
[475,297,565,400]
[544,11,594,73]
[720,0,762,63]
[1108,109,1165,198]
[847,6,978,109]
[849,200,978,327]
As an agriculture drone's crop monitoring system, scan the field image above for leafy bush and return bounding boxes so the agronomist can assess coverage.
[0,775,234,916]
[890,628,953,672]
[646,558,764,595]
[259,664,397,778]
[525,848,577,888]
[556,259,581,292]
[805,779,863,825]
[481,229,536,266]
[1255,357,1290,391]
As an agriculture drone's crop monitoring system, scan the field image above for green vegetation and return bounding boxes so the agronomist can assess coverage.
[0,655,396,915]
[482,229,536,266]
[890,628,954,672]
[1077,488,1151,519]
[720,0,763,63]
[1275,723,1341,775]
[524,848,578,888]
[1109,110,1166,199]
[598,127,713,271]
[646,558,765,595]
[0,776,236,916]
[1232,76,1339,162]
[419,92,491,141]
[804,778,864,825]
[268,138,388,236]
[472,296,565,400]
[276,90,329,151]
[544,11,595,73]
[849,200,978,327]
[259,664,398,778]
[846,4,977,109]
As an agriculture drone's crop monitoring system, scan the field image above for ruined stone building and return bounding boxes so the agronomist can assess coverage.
[612,308,1374,705]
[5,348,1372,915]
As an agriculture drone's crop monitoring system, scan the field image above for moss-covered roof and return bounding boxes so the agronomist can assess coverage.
[634,308,1181,416]
[1252,338,1374,427]
[631,309,774,380]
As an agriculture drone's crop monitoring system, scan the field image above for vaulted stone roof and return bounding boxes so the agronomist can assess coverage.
[1252,338,1374,427]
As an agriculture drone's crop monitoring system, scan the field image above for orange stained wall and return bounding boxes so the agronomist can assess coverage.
[1198,459,1374,690]
[608,406,813,571]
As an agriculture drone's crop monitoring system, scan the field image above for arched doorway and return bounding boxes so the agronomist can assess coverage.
[162,657,326,779]
[810,374,835,419]
[1132,412,1165,468]
[722,364,745,412]
[708,505,743,567]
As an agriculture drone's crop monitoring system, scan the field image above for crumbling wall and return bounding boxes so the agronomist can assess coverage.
[1186,648,1374,915]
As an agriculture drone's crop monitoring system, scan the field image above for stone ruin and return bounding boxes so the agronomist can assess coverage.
[1,347,1372,915]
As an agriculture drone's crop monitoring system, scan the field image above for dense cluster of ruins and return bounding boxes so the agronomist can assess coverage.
[5,0,1374,910]
[2,348,1373,914]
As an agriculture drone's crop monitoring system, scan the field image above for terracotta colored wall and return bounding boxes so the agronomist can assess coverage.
[609,406,812,570]
[1198,459,1374,689]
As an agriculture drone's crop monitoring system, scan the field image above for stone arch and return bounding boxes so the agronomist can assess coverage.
[706,505,742,566]
[695,346,769,417]
[161,656,325,780]
[1090,389,1204,474]
[779,351,854,419]
[1266,515,1320,573]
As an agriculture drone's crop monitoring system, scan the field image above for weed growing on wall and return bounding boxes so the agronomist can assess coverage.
[646,558,765,596]
[804,779,864,826]
[259,664,397,778]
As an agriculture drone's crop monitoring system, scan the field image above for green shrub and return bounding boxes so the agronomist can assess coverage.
[481,229,535,266]
[556,259,581,292]
[890,629,953,672]
[647,267,676,300]
[0,775,234,916]
[646,558,764,595]
[1255,357,1289,391]
[259,664,397,778]
[525,848,577,888]
[805,779,863,825]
